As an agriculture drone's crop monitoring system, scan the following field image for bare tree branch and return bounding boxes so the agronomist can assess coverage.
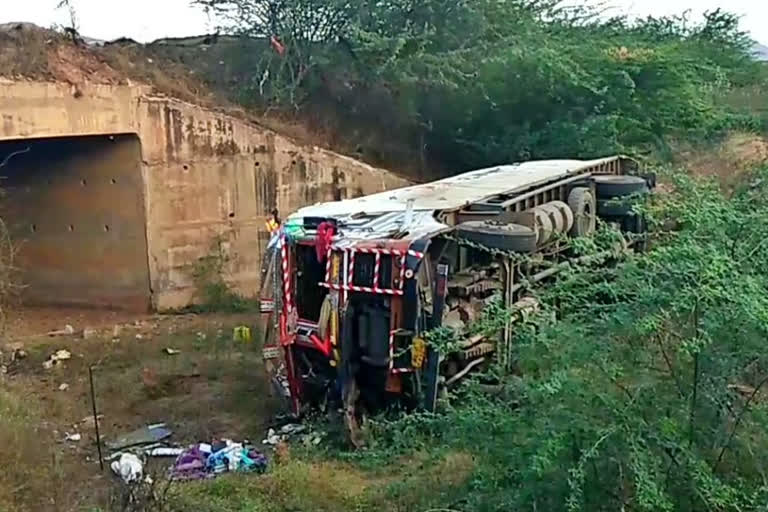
[0,147,30,170]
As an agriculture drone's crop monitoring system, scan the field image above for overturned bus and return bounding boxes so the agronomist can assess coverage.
[259,156,654,444]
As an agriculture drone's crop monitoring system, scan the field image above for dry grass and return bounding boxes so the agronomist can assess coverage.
[171,450,475,512]
[0,389,62,511]
[673,132,768,189]
[0,313,274,512]
[0,24,55,80]
[0,217,21,332]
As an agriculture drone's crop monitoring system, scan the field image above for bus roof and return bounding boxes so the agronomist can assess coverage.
[287,156,631,244]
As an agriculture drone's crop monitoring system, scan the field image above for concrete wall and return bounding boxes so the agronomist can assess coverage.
[0,81,409,310]
[0,134,150,309]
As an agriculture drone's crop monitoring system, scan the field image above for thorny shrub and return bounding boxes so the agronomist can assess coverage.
[361,166,768,511]
[187,236,257,313]
[197,1,763,175]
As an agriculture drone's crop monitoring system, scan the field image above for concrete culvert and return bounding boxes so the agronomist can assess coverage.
[0,134,151,311]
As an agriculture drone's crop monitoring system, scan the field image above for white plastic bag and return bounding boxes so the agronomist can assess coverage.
[110,453,143,484]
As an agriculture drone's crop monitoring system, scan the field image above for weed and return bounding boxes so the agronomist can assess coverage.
[187,237,258,314]
[106,467,175,512]
[0,390,77,511]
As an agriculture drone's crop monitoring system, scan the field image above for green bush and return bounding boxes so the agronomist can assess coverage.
[363,166,768,511]
[197,1,763,174]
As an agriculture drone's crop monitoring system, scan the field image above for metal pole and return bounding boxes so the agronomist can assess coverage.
[88,365,104,471]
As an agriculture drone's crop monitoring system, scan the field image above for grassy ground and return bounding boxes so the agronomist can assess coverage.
[169,450,474,512]
[0,311,475,512]
[0,312,274,511]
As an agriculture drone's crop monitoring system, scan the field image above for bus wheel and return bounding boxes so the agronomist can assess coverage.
[568,187,596,237]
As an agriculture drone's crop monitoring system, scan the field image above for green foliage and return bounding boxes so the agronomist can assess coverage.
[188,237,258,313]
[364,167,768,511]
[200,1,763,174]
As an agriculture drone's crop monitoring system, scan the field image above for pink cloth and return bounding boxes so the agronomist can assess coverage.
[316,222,336,262]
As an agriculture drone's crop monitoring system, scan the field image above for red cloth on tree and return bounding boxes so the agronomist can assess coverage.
[270,35,285,56]
[316,222,336,262]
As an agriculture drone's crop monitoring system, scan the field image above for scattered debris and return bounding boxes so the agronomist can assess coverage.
[169,445,210,481]
[262,423,309,445]
[279,423,306,436]
[302,433,324,446]
[82,327,97,339]
[233,326,252,343]
[4,342,27,361]
[170,440,267,481]
[113,325,122,338]
[135,334,144,340]
[48,325,75,337]
[58,383,70,391]
[42,349,72,370]
[164,348,181,356]
[65,432,82,442]
[146,447,184,457]
[106,424,172,451]
[80,414,105,429]
[263,428,280,445]
[111,453,144,484]
[54,349,71,360]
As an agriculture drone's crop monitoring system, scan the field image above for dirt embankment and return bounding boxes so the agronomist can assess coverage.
[674,132,768,187]
[0,24,353,159]
[0,22,226,105]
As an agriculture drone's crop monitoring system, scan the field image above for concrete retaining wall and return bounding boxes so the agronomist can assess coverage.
[0,81,409,310]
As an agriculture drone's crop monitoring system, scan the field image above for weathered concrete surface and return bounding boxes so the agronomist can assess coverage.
[0,134,150,310]
[0,81,409,310]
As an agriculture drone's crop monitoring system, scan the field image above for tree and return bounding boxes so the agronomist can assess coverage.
[55,0,80,42]
[194,0,357,106]
[198,0,762,175]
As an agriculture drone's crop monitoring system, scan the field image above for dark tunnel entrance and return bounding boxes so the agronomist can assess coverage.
[0,134,151,311]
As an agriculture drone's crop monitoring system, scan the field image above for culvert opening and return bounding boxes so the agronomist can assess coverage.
[0,133,151,311]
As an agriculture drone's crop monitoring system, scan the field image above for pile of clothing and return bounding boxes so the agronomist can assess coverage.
[170,439,267,481]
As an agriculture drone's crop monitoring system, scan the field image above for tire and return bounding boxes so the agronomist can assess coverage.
[593,175,648,199]
[539,201,571,237]
[455,221,537,253]
[533,209,555,245]
[567,187,596,237]
[597,198,636,217]
[623,212,647,235]
[624,213,649,252]
[553,201,574,233]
